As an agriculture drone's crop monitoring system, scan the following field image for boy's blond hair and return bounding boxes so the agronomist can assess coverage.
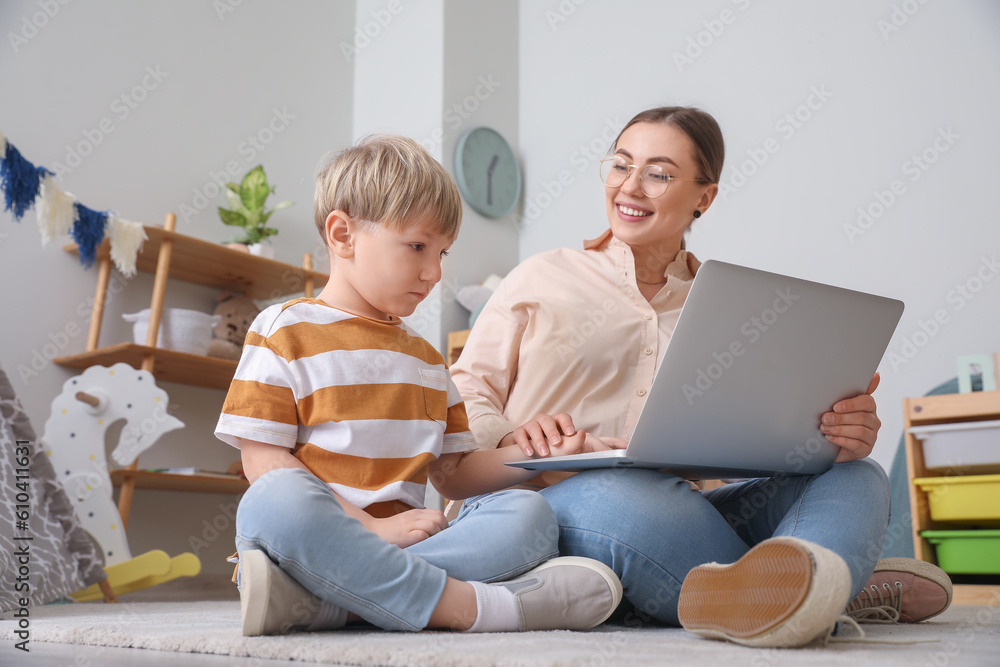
[314,134,462,241]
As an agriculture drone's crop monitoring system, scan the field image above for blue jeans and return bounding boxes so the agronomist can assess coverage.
[235,467,559,631]
[539,459,891,626]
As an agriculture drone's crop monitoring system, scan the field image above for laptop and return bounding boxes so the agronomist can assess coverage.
[505,260,904,478]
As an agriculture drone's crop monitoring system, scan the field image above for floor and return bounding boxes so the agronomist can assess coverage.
[12,573,999,666]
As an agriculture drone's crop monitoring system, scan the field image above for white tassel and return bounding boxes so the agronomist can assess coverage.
[107,215,147,278]
[35,173,77,245]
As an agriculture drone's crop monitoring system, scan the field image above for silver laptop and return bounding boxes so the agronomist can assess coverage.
[505,260,904,477]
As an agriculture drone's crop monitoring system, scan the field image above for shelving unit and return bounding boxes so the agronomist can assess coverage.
[904,389,1000,606]
[54,213,327,524]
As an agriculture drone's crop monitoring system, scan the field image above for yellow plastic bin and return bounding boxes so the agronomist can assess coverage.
[921,530,1000,575]
[913,474,1000,523]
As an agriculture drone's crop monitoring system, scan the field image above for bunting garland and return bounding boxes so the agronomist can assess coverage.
[0,131,147,276]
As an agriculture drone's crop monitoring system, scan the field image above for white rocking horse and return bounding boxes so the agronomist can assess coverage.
[42,362,200,600]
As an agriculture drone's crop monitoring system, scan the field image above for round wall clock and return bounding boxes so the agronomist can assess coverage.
[454,126,522,218]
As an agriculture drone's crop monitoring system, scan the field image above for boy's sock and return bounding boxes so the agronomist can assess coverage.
[465,580,519,632]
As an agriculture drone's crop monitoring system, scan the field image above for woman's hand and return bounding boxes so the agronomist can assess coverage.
[369,508,449,548]
[502,413,580,457]
[546,430,628,457]
[823,373,882,463]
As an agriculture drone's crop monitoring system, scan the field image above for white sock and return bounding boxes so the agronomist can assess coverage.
[465,581,520,633]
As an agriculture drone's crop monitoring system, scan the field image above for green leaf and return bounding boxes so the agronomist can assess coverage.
[272,200,293,210]
[240,166,270,211]
[261,209,274,226]
[225,189,243,210]
[226,182,240,193]
[218,208,248,227]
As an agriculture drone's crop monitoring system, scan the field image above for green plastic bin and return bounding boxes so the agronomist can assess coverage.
[921,529,1000,575]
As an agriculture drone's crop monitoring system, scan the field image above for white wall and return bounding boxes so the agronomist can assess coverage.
[352,0,520,352]
[0,0,355,573]
[518,0,1000,473]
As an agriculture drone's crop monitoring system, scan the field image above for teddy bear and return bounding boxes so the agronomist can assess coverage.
[207,292,260,360]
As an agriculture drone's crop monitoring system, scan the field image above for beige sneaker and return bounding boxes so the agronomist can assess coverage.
[846,557,953,624]
[678,537,852,648]
[240,549,344,636]
[496,556,623,631]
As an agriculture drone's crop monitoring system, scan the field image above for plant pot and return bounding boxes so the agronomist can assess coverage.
[247,242,276,259]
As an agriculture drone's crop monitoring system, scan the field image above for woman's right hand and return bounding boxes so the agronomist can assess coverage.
[501,413,580,457]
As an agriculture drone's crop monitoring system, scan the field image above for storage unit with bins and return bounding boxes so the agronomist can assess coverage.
[54,213,328,528]
[904,389,1000,605]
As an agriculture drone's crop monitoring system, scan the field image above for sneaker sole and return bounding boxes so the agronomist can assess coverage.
[678,537,851,648]
[240,550,272,637]
[874,557,953,621]
[523,556,624,630]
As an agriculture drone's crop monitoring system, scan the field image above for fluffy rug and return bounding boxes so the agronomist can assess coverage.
[0,601,992,666]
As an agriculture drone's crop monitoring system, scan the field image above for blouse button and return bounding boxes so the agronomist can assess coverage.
[636,388,647,397]
[642,314,652,320]
[644,348,654,355]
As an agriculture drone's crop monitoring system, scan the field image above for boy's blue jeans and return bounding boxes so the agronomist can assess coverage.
[539,458,891,626]
[234,468,558,631]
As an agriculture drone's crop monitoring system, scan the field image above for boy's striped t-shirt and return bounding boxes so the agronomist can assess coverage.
[215,298,478,517]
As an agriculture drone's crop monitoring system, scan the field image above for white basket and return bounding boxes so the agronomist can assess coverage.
[909,419,1000,474]
[122,309,220,356]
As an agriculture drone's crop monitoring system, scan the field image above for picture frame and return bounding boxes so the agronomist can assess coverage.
[957,353,997,393]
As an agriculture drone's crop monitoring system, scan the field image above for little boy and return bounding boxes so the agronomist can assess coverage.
[215,135,623,635]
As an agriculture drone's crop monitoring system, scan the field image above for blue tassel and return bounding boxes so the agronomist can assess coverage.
[0,141,49,221]
[71,202,108,268]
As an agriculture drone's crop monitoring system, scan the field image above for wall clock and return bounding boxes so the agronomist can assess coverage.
[454,127,522,218]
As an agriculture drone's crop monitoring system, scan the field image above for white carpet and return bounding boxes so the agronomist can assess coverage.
[2,601,997,666]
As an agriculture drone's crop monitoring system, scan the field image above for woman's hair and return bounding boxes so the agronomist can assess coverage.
[612,107,725,184]
[314,134,462,240]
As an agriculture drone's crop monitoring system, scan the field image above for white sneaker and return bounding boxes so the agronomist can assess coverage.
[496,556,623,631]
[240,549,343,636]
[678,537,852,648]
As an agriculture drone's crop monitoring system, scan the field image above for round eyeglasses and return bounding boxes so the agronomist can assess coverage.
[600,155,710,198]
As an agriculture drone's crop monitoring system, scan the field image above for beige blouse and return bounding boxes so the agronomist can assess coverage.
[450,228,701,489]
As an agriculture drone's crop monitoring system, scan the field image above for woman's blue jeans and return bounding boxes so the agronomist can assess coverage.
[539,458,891,626]
[235,468,559,631]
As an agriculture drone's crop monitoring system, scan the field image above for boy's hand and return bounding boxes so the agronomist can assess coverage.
[824,373,882,463]
[370,508,449,548]
[544,430,628,457]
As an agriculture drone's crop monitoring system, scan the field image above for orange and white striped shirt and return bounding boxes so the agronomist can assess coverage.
[215,298,477,517]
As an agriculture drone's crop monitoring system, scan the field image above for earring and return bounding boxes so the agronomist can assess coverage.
[693,210,701,219]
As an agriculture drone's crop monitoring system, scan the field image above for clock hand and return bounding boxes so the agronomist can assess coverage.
[486,154,499,206]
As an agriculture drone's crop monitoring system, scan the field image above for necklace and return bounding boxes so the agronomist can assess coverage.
[636,277,667,285]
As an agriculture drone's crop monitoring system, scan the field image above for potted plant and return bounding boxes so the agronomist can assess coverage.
[219,165,292,258]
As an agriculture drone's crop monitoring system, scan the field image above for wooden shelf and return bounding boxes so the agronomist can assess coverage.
[904,389,1000,605]
[54,344,238,391]
[110,469,248,494]
[64,225,327,300]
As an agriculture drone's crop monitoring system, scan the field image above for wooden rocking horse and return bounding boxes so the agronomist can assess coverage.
[42,362,201,601]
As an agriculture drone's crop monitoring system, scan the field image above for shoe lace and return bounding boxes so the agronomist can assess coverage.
[844,580,903,624]
[823,615,940,646]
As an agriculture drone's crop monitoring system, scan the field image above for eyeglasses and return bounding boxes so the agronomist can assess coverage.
[600,155,711,198]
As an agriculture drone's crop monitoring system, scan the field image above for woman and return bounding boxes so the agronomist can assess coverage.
[451,106,950,647]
